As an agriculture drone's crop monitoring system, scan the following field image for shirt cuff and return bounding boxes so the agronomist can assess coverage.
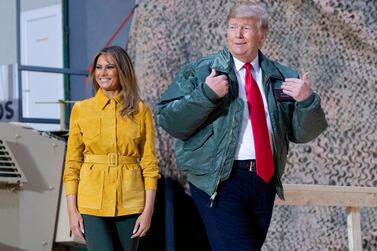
[64,181,78,195]
[144,177,158,190]
[202,83,221,103]
[297,92,315,108]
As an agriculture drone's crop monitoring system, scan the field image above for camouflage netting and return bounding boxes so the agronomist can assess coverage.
[127,0,377,250]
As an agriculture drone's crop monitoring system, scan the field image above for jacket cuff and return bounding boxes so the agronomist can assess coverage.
[202,83,221,103]
[144,177,157,190]
[64,181,78,195]
[297,92,315,108]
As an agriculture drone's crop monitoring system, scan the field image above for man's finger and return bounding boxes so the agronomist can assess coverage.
[302,72,309,82]
[209,68,217,77]
[284,78,301,84]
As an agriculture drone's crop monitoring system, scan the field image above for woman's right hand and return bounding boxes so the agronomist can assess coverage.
[68,209,85,241]
[66,195,85,242]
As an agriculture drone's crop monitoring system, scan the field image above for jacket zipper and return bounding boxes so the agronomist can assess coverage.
[265,80,277,158]
[265,76,280,190]
[208,103,237,208]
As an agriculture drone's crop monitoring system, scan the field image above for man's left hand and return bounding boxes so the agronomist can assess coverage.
[281,72,313,102]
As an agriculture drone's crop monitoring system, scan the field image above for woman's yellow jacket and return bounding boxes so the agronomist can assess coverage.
[63,89,159,216]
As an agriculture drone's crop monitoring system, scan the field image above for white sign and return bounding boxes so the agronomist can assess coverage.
[0,99,18,122]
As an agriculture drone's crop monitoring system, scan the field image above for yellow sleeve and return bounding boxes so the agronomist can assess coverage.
[138,104,160,190]
[63,103,84,195]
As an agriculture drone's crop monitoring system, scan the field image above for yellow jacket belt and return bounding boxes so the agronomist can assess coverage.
[84,153,138,166]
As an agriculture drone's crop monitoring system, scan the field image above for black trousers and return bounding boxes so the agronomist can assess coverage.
[190,162,276,251]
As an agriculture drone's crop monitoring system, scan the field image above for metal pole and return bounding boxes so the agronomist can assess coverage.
[16,0,22,121]
[58,100,66,130]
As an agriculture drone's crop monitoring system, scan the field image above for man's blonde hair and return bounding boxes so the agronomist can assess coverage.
[227,3,269,31]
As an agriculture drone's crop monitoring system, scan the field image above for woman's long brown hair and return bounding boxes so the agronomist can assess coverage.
[90,46,140,117]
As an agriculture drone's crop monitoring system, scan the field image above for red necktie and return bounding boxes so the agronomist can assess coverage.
[243,63,274,182]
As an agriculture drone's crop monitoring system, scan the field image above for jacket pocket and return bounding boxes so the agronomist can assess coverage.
[118,118,141,146]
[121,164,145,209]
[276,101,294,133]
[183,125,214,151]
[179,125,216,175]
[77,163,104,209]
[81,118,101,141]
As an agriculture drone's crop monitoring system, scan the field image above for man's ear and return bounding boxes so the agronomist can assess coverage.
[259,30,268,47]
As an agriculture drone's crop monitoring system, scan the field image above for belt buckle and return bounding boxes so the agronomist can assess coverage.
[249,160,256,172]
[108,153,118,166]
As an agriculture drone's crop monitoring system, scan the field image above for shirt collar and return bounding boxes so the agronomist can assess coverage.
[94,89,123,110]
[232,54,260,73]
[113,92,123,105]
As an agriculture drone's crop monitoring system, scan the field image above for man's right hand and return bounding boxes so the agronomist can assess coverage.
[205,69,229,98]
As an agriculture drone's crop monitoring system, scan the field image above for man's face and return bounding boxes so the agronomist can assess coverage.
[226,17,267,63]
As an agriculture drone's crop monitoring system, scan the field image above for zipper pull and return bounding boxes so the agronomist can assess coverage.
[208,191,218,208]
[207,179,220,208]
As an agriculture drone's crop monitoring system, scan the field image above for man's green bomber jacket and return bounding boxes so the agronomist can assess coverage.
[156,48,328,200]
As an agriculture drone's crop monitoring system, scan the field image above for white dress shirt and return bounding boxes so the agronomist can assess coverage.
[233,55,274,160]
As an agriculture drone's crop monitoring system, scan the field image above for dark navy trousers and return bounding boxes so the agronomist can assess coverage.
[190,164,276,251]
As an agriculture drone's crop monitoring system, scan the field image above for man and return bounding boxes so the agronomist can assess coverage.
[157,3,327,251]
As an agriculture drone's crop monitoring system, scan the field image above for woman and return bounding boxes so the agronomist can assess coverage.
[63,46,159,251]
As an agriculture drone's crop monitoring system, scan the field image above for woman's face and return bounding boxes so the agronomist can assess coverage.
[95,54,121,95]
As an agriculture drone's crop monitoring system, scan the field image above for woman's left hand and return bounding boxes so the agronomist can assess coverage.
[131,209,153,238]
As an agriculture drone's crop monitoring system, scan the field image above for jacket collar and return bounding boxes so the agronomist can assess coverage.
[211,48,284,81]
[94,89,123,110]
[258,51,284,81]
[211,47,233,74]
